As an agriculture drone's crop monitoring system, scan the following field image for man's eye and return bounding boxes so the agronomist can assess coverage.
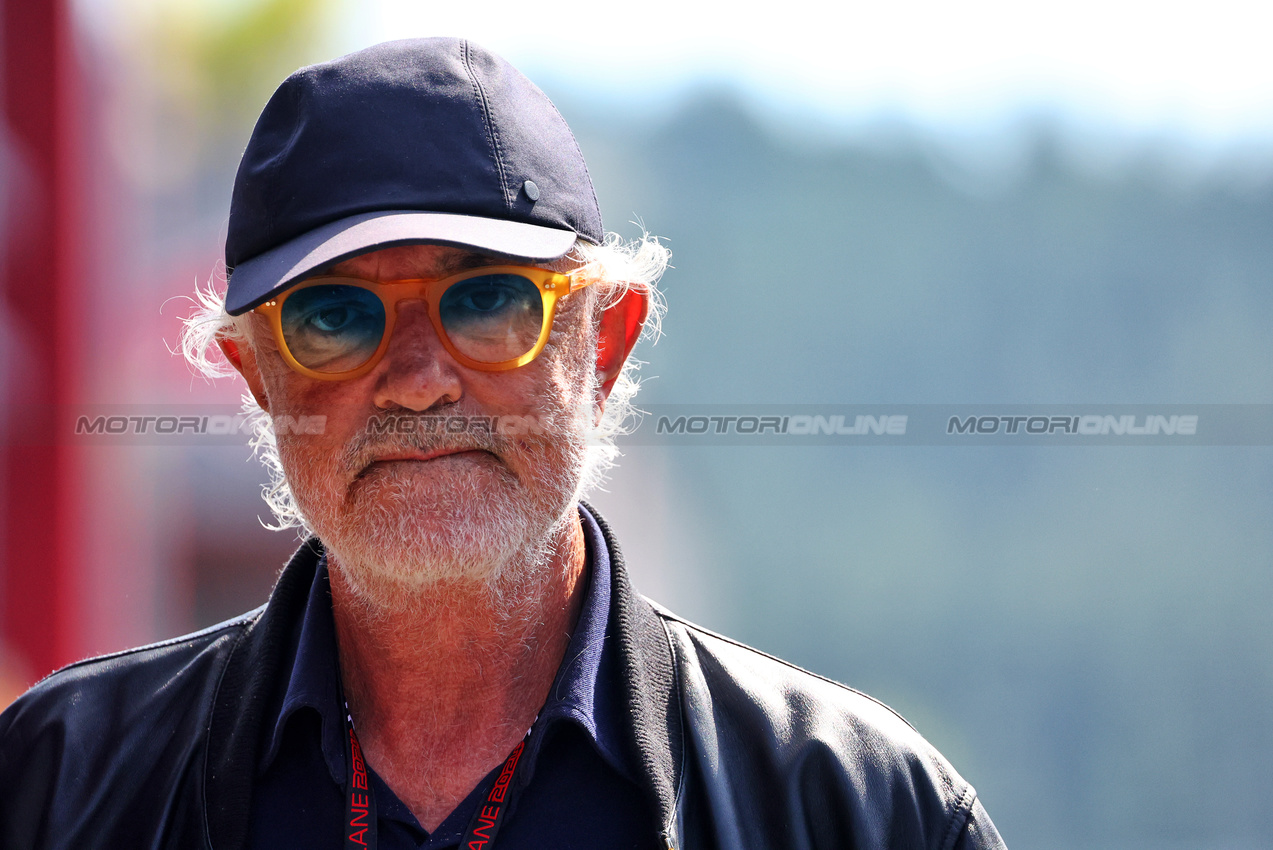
[308,306,357,332]
[457,285,513,313]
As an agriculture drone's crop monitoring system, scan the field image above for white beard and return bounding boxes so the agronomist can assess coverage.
[276,397,593,614]
[271,310,603,616]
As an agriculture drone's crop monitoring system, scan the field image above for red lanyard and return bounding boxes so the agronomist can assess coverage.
[343,706,377,849]
[342,702,532,850]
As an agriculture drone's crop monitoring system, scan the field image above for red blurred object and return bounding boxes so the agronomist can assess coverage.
[2,0,87,682]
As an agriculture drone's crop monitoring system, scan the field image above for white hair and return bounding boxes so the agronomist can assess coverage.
[179,232,669,532]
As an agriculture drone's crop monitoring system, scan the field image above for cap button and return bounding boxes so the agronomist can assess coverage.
[522,180,540,202]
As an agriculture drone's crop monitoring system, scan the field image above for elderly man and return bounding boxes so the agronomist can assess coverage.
[0,38,1005,849]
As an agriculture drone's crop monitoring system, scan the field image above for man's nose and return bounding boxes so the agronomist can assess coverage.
[372,300,463,411]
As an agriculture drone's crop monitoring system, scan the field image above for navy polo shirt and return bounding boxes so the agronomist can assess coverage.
[247,506,662,849]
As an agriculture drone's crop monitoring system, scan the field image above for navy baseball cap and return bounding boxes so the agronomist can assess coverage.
[223,37,603,316]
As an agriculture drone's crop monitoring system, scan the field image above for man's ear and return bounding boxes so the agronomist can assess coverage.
[595,288,650,400]
[218,336,271,413]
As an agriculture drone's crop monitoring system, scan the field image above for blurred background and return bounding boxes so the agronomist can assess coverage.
[2,0,1271,846]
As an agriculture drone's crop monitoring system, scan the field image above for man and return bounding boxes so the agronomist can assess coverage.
[0,38,1006,849]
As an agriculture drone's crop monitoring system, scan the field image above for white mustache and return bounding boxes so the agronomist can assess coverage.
[339,408,586,473]
[342,421,505,475]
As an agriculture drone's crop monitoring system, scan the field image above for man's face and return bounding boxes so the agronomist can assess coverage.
[233,244,602,607]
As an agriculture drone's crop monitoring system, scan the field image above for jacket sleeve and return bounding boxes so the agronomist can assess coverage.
[0,627,239,850]
[664,616,1009,849]
[951,796,1008,850]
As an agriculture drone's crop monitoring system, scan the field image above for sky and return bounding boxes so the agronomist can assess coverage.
[343,0,1273,151]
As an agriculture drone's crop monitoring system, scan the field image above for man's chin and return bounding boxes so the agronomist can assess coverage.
[322,517,565,615]
[334,541,507,596]
[314,486,577,610]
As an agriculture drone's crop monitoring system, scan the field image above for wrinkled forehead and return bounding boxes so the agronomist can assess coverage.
[320,244,512,283]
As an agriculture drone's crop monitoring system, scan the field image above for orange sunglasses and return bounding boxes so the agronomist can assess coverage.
[252,265,594,380]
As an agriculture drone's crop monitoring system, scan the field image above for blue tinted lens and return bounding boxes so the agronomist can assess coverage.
[280,284,385,373]
[438,274,544,363]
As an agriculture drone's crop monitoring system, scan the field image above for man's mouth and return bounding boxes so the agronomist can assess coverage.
[355,448,495,479]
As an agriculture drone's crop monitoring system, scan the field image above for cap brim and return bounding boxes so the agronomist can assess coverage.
[225,210,581,315]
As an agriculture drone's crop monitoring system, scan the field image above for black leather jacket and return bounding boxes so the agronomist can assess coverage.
[0,510,1005,849]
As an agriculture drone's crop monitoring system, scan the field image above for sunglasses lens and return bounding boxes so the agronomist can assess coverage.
[280,284,386,373]
[438,273,544,363]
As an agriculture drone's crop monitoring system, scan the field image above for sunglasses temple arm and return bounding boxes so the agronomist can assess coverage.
[568,273,599,293]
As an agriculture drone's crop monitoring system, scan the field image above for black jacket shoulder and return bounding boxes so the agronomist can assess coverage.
[655,605,1004,850]
[0,612,257,849]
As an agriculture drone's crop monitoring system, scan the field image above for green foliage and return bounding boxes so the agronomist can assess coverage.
[128,0,339,143]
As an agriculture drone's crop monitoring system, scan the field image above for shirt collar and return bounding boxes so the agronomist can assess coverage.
[259,503,632,786]
[260,549,347,783]
[521,503,631,780]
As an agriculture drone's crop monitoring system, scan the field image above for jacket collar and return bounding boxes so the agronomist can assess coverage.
[587,503,684,839]
[202,504,683,849]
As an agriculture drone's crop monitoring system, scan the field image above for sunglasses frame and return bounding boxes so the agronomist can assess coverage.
[253,264,592,380]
